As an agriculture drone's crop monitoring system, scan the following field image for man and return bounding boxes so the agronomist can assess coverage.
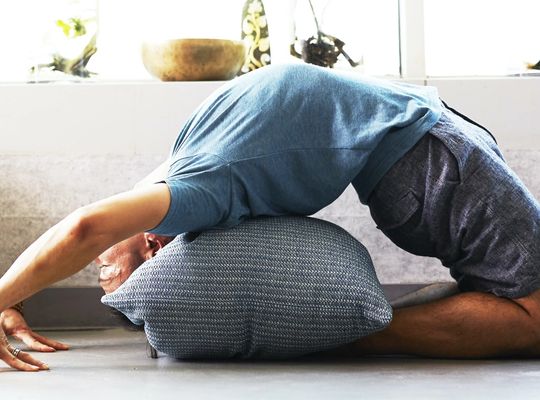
[1,64,539,371]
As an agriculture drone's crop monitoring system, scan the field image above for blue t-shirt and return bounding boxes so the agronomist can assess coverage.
[151,64,441,236]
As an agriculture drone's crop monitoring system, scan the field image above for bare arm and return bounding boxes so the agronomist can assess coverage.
[2,159,171,332]
[0,183,170,311]
[0,183,170,370]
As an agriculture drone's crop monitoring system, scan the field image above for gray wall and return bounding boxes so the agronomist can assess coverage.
[1,154,162,287]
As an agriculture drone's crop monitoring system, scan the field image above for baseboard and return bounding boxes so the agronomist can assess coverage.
[23,285,428,330]
[24,287,120,330]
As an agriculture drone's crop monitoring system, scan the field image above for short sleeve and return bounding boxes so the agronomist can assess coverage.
[149,164,232,236]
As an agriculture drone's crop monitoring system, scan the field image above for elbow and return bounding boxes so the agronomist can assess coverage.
[66,206,100,244]
[66,203,127,250]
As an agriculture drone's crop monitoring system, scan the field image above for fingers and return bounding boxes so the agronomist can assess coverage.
[31,332,70,351]
[0,347,46,372]
[15,331,55,352]
[17,350,49,370]
[12,330,69,352]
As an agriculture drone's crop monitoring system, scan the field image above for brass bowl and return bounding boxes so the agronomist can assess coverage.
[141,38,247,81]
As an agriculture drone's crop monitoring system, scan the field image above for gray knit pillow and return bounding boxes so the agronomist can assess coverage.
[102,216,391,360]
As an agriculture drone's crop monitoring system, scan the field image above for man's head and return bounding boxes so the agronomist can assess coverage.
[96,233,174,294]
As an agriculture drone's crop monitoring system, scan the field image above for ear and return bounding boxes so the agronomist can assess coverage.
[142,233,172,260]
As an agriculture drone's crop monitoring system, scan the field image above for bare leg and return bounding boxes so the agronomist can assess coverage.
[333,290,540,359]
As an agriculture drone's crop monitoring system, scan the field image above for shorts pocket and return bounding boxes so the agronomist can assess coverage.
[428,134,463,184]
[370,191,421,231]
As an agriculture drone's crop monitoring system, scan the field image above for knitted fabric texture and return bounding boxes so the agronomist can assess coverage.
[102,216,392,359]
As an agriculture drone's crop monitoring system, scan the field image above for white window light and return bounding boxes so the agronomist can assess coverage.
[0,0,538,82]
[424,0,540,77]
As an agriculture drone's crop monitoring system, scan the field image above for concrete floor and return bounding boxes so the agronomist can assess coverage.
[2,329,540,400]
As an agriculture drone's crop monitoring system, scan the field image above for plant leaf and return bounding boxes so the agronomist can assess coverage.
[56,19,71,37]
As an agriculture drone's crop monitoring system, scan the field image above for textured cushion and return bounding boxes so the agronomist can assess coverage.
[102,216,392,360]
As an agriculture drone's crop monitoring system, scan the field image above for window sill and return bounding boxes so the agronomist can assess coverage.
[1,70,539,86]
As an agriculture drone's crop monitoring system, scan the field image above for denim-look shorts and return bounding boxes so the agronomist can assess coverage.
[367,106,540,299]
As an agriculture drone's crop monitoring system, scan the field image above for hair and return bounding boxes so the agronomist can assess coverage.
[106,305,145,332]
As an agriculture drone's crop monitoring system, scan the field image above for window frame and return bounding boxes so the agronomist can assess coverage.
[398,0,427,79]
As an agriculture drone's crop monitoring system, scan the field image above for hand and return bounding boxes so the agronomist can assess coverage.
[0,325,47,371]
[1,308,69,352]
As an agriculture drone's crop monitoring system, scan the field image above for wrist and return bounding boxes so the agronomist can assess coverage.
[9,302,24,316]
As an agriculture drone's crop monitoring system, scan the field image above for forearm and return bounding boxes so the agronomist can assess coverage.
[0,210,107,311]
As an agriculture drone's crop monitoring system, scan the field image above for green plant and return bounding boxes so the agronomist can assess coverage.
[56,18,87,38]
[31,15,97,78]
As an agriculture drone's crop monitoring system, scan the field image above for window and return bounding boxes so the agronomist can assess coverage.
[95,0,246,80]
[424,0,540,76]
[0,0,538,82]
[0,0,247,82]
[292,0,400,76]
[0,0,98,82]
[0,0,400,82]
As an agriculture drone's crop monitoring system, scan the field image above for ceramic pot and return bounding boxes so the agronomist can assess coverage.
[141,38,247,81]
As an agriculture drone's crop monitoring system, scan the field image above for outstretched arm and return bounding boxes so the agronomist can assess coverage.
[0,183,171,371]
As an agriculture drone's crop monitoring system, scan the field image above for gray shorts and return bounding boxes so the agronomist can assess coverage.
[367,107,540,299]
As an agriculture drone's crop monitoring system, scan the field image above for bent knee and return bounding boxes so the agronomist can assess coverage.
[514,289,540,317]
[511,290,540,355]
